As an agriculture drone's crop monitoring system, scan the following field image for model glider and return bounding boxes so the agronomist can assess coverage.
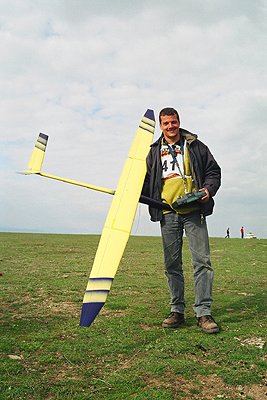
[22,109,171,327]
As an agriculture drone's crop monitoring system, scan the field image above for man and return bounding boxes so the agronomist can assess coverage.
[240,226,244,239]
[142,107,221,334]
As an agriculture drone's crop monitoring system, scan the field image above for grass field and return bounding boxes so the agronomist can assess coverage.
[0,232,266,399]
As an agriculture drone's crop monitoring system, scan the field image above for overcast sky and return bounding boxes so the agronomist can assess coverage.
[1,0,267,238]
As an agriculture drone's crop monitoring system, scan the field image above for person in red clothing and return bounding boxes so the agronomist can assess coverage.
[240,226,245,239]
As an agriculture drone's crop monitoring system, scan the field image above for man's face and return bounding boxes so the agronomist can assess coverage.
[160,114,180,143]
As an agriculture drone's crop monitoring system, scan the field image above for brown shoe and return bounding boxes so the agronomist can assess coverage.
[197,315,219,334]
[162,312,185,328]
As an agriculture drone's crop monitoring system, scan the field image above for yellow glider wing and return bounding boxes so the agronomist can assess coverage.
[80,109,155,327]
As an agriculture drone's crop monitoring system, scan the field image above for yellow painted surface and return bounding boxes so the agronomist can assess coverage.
[27,134,48,173]
[83,290,109,303]
[39,172,115,195]
[85,278,113,291]
[83,110,155,304]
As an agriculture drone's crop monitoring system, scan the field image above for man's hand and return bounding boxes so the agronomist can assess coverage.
[198,188,210,203]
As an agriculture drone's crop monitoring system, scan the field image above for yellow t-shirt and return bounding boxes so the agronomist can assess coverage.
[161,140,200,214]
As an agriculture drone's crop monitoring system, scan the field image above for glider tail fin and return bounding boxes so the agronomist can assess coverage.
[24,133,48,174]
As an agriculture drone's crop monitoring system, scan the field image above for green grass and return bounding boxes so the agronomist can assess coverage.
[0,233,266,399]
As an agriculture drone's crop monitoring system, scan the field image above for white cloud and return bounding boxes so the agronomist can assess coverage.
[1,0,267,238]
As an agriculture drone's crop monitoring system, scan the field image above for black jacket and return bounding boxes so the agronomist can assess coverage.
[142,128,221,222]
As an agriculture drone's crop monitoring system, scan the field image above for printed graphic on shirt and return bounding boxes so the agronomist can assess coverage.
[160,141,199,214]
[161,144,184,181]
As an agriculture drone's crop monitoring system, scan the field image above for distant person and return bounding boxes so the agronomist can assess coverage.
[240,226,244,239]
[142,107,221,334]
[225,228,230,238]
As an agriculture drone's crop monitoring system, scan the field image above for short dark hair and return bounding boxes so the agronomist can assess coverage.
[159,107,180,124]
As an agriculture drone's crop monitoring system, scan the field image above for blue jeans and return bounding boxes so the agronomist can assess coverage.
[160,211,214,318]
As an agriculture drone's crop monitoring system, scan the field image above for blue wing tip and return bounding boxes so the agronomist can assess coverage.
[80,302,105,327]
[144,109,155,121]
